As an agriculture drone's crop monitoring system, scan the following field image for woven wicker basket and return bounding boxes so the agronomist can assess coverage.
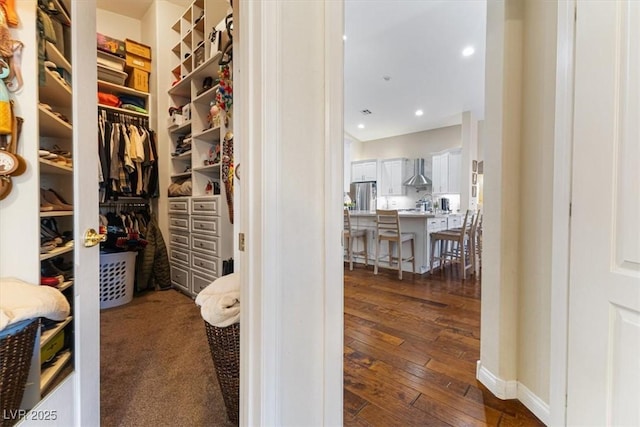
[0,318,39,427]
[204,321,239,425]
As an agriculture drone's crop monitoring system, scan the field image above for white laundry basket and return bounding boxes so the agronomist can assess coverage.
[99,251,137,309]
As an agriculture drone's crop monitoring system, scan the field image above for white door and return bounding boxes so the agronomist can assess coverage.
[21,2,100,425]
[567,1,640,425]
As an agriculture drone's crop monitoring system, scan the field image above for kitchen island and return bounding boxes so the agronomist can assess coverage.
[348,210,463,274]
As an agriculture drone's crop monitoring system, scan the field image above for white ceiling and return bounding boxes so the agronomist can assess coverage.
[96,1,485,142]
[96,0,192,19]
[345,0,486,141]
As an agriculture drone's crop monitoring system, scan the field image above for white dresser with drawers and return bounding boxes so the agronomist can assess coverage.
[168,196,233,297]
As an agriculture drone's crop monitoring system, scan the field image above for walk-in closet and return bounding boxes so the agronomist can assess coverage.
[0,1,237,425]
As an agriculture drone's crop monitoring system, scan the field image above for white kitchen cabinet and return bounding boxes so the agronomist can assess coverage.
[351,160,377,182]
[432,150,461,194]
[380,158,411,196]
[448,150,462,193]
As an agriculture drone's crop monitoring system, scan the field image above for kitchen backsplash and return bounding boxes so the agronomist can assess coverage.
[377,193,461,213]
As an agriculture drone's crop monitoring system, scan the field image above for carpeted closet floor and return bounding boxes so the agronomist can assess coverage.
[100,289,234,427]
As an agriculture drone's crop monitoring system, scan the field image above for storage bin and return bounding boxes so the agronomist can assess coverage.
[99,251,137,309]
[97,50,125,72]
[125,38,152,59]
[125,54,151,72]
[97,33,126,58]
[0,318,39,427]
[126,68,149,93]
[40,328,64,364]
[204,321,239,424]
[97,64,128,86]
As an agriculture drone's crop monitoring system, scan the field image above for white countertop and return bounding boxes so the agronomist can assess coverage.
[348,210,461,218]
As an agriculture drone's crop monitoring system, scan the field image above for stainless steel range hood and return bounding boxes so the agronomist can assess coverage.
[403,158,432,187]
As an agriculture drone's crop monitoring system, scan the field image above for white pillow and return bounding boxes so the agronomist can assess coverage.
[0,277,71,331]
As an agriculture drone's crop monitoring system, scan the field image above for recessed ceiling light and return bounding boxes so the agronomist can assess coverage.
[415,109,424,117]
[462,46,475,57]
[357,124,365,129]
[343,35,347,41]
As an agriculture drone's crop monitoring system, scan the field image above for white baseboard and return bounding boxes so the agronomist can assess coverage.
[476,361,550,425]
[517,382,550,426]
[476,361,518,399]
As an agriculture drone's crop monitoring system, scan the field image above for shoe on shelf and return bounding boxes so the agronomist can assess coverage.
[40,275,63,287]
[40,241,57,253]
[42,188,73,211]
[42,259,73,281]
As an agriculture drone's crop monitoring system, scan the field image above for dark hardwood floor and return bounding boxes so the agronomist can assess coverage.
[343,265,544,427]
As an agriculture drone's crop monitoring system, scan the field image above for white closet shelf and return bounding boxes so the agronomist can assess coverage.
[168,51,223,97]
[40,68,72,108]
[40,317,73,347]
[171,151,192,159]
[58,280,73,292]
[193,125,221,140]
[98,104,149,118]
[171,172,192,179]
[40,211,73,218]
[192,51,223,80]
[39,106,73,139]
[192,85,219,103]
[46,42,71,75]
[194,18,205,33]
[168,77,190,98]
[40,349,72,392]
[40,158,73,174]
[193,163,220,173]
[98,80,149,99]
[170,120,192,133]
[40,246,74,261]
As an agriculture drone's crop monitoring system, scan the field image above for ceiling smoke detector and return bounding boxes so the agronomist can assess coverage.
[360,109,372,115]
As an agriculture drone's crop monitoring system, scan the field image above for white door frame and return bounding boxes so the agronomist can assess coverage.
[548,0,575,425]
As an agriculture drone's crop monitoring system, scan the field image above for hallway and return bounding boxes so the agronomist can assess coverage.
[343,267,543,426]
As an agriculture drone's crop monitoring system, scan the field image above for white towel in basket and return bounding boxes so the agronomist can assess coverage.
[195,273,239,327]
[0,277,70,331]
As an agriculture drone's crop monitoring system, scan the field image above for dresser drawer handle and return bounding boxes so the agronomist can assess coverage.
[198,204,204,209]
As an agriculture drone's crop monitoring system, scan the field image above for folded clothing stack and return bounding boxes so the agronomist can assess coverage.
[195,273,239,327]
[0,277,70,332]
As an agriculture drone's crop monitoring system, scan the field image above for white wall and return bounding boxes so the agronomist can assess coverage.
[353,125,462,210]
[517,0,557,406]
[96,9,142,41]
[479,0,522,397]
[355,124,461,166]
[479,0,558,423]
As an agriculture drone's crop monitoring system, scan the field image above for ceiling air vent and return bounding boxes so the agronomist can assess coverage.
[360,109,372,115]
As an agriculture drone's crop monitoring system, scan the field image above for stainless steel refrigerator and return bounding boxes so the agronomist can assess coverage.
[350,181,377,211]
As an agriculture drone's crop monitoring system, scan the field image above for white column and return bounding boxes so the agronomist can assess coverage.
[238,0,344,425]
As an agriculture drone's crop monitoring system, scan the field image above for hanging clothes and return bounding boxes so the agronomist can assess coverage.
[98,109,159,202]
